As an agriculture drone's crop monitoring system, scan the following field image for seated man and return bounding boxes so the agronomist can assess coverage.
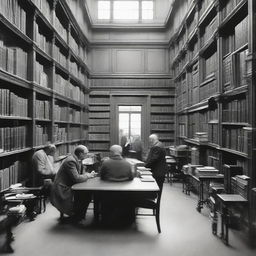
[99,145,135,226]
[50,145,96,223]
[32,144,57,186]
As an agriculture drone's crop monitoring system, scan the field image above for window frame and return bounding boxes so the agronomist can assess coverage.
[97,0,154,22]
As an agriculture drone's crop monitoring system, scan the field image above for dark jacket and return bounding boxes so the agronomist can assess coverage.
[145,141,167,178]
[100,155,133,181]
[50,154,89,215]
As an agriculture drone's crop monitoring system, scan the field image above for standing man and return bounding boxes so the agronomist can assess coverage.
[145,134,167,193]
[50,145,96,223]
[32,144,57,186]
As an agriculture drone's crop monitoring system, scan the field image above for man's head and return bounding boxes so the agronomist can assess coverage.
[149,134,159,147]
[74,145,89,160]
[45,144,56,156]
[109,145,122,157]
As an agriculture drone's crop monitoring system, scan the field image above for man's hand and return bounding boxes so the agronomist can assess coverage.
[88,171,97,179]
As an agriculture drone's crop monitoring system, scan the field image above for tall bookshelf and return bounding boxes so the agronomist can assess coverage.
[0,0,90,189]
[88,94,110,157]
[170,0,255,186]
[150,95,175,147]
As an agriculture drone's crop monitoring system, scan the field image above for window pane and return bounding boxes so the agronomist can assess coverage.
[142,1,153,20]
[130,113,141,140]
[98,1,110,19]
[114,1,139,20]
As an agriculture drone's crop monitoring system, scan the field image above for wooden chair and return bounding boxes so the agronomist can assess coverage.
[135,190,162,233]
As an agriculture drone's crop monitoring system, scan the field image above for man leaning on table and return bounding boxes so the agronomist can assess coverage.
[50,145,97,223]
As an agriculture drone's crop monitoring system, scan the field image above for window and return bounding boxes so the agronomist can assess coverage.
[98,1,110,19]
[142,1,153,19]
[113,1,139,20]
[97,1,153,21]
[119,106,141,144]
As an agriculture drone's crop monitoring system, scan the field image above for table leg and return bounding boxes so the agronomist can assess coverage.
[196,181,203,212]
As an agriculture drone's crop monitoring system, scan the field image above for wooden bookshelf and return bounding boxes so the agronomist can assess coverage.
[170,0,255,189]
[0,0,90,190]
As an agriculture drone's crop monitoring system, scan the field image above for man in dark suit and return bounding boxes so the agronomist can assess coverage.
[100,145,134,181]
[145,134,167,193]
[99,145,134,226]
[50,145,96,223]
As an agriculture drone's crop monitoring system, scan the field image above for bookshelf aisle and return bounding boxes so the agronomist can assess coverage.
[0,0,90,190]
[169,0,256,241]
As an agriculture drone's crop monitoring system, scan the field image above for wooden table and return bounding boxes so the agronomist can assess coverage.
[217,194,248,245]
[190,174,224,212]
[72,177,159,222]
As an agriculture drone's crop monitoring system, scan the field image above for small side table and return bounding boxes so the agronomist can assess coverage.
[217,194,248,245]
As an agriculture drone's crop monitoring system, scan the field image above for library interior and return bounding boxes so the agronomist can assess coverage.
[0,0,256,255]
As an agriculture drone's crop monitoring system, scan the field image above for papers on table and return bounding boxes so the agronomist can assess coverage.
[140,176,155,182]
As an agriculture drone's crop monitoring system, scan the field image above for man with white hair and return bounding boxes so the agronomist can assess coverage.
[51,145,96,223]
[32,144,57,186]
[145,134,167,193]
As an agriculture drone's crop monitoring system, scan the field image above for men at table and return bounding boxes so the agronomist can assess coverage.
[99,145,135,226]
[145,134,167,193]
[50,145,96,223]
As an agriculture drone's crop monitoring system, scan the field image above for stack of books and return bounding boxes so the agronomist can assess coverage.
[194,132,208,142]
[182,164,203,175]
[194,166,219,177]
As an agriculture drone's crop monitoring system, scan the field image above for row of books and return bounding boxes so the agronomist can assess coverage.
[32,0,51,23]
[35,100,50,120]
[70,34,79,56]
[0,160,27,191]
[0,41,28,79]
[231,174,250,199]
[53,125,67,143]
[0,0,26,34]
[89,112,110,119]
[69,127,83,141]
[89,125,110,133]
[151,123,174,130]
[89,134,110,141]
[0,126,27,153]
[89,118,109,125]
[70,60,79,78]
[90,106,110,112]
[221,0,244,21]
[208,123,218,144]
[178,124,186,137]
[151,97,174,105]
[88,142,109,150]
[151,106,174,113]
[53,44,68,68]
[35,125,49,146]
[222,98,248,123]
[34,22,51,55]
[0,89,28,117]
[189,39,199,60]
[199,0,214,18]
[55,73,84,102]
[35,61,48,88]
[200,78,217,101]
[151,114,174,121]
[54,16,68,43]
[54,105,70,122]
[223,49,248,90]
[201,17,217,47]
[222,127,251,153]
[204,51,217,79]
[235,16,248,50]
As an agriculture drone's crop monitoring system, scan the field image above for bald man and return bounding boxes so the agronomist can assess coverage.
[100,145,133,181]
[145,134,167,193]
[99,145,134,226]
[51,145,96,223]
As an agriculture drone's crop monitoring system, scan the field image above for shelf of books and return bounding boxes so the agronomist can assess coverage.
[0,0,90,190]
[150,95,175,147]
[88,95,110,157]
[170,0,255,186]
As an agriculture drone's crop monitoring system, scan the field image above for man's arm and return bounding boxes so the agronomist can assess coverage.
[66,160,91,183]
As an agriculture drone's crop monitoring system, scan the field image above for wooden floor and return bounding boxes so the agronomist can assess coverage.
[6,182,256,256]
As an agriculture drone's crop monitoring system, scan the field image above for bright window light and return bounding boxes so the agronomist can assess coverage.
[142,1,153,19]
[113,1,139,20]
[98,1,110,19]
